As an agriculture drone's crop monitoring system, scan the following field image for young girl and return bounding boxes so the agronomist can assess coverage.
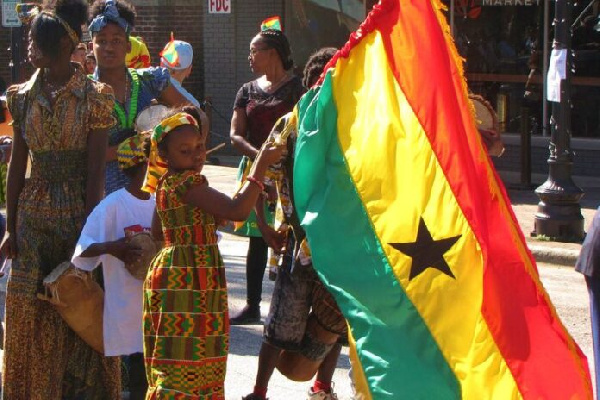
[143,106,283,399]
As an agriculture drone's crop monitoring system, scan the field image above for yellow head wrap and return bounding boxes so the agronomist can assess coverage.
[142,112,199,193]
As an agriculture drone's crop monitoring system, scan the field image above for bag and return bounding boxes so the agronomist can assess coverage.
[232,156,274,237]
[37,262,105,354]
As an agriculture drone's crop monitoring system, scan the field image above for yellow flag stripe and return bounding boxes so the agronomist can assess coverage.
[331,30,522,399]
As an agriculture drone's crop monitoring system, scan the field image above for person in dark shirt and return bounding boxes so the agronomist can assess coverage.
[229,27,303,325]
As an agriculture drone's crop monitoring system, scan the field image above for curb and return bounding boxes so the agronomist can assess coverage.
[528,244,580,267]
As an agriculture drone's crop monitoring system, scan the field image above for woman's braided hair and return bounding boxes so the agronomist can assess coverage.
[256,29,294,70]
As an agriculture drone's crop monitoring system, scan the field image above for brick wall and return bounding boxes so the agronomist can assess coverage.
[0,26,28,90]
[131,0,204,104]
[0,26,12,90]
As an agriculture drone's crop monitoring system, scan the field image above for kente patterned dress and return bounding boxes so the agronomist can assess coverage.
[144,171,229,399]
[3,65,122,399]
[92,67,170,194]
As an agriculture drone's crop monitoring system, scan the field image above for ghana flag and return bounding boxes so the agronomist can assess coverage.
[293,0,592,399]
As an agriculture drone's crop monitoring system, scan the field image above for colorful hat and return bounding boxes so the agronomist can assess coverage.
[160,34,193,70]
[126,36,151,69]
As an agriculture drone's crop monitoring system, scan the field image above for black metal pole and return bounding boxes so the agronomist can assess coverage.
[520,106,531,187]
[533,0,584,241]
[10,26,24,84]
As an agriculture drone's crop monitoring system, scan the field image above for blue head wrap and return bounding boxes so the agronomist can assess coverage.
[88,0,131,35]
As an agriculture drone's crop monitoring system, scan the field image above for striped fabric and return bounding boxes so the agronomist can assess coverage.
[143,171,229,399]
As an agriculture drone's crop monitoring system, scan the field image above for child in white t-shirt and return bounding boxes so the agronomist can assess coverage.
[72,134,155,400]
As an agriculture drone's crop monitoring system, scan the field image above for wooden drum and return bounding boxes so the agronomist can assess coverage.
[37,262,105,354]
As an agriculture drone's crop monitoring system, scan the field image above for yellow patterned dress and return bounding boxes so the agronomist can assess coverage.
[2,65,122,399]
[144,171,229,399]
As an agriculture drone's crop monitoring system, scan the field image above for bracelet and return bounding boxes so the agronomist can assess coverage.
[246,176,265,191]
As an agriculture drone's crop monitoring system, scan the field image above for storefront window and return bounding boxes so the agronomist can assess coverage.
[445,1,600,138]
[286,0,374,70]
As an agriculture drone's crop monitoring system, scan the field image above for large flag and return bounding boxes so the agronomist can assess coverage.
[293,0,592,399]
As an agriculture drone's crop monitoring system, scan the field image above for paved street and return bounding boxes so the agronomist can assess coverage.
[220,231,593,400]
[204,164,596,399]
[0,163,594,399]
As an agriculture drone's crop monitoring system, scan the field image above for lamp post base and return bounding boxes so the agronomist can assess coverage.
[533,175,584,242]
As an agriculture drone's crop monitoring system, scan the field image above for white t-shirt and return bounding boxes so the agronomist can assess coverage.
[72,188,155,356]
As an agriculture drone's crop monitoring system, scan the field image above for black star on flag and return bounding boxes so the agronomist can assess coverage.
[390,218,461,281]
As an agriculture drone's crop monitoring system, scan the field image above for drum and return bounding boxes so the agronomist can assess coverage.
[135,104,168,133]
[276,266,348,382]
[469,94,505,157]
[125,231,159,281]
[276,315,340,382]
[37,262,105,354]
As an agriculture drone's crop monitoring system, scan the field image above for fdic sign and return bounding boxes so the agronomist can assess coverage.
[208,0,230,13]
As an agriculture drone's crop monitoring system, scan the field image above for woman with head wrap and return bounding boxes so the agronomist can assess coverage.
[0,0,121,398]
[88,0,199,194]
[229,25,304,325]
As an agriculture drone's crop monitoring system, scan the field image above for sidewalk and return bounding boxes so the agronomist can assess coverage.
[498,170,599,266]
[209,156,598,267]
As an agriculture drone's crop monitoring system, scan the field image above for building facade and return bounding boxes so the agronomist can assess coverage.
[1,0,599,177]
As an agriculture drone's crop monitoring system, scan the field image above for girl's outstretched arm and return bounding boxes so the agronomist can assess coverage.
[184,142,284,221]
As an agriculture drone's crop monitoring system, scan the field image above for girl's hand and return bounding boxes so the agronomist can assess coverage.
[0,232,17,259]
[264,184,278,203]
[255,142,285,169]
[262,226,288,254]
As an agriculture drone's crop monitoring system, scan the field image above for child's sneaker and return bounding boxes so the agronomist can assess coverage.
[307,386,338,400]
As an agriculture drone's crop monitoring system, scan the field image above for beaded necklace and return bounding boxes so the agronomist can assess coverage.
[113,68,140,129]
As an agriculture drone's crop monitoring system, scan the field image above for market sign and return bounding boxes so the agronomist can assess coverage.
[481,0,541,5]
[2,0,21,27]
[208,0,230,14]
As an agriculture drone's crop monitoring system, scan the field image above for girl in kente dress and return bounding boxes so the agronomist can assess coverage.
[142,107,283,399]
[0,0,121,398]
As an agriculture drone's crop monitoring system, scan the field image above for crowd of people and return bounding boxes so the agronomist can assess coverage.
[0,0,349,399]
[8,0,595,399]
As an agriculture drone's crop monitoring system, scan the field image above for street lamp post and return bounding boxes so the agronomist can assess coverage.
[533,0,584,241]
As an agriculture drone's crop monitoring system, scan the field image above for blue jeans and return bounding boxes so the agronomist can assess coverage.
[586,275,600,399]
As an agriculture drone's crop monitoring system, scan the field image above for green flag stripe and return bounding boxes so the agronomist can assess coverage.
[294,72,460,399]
